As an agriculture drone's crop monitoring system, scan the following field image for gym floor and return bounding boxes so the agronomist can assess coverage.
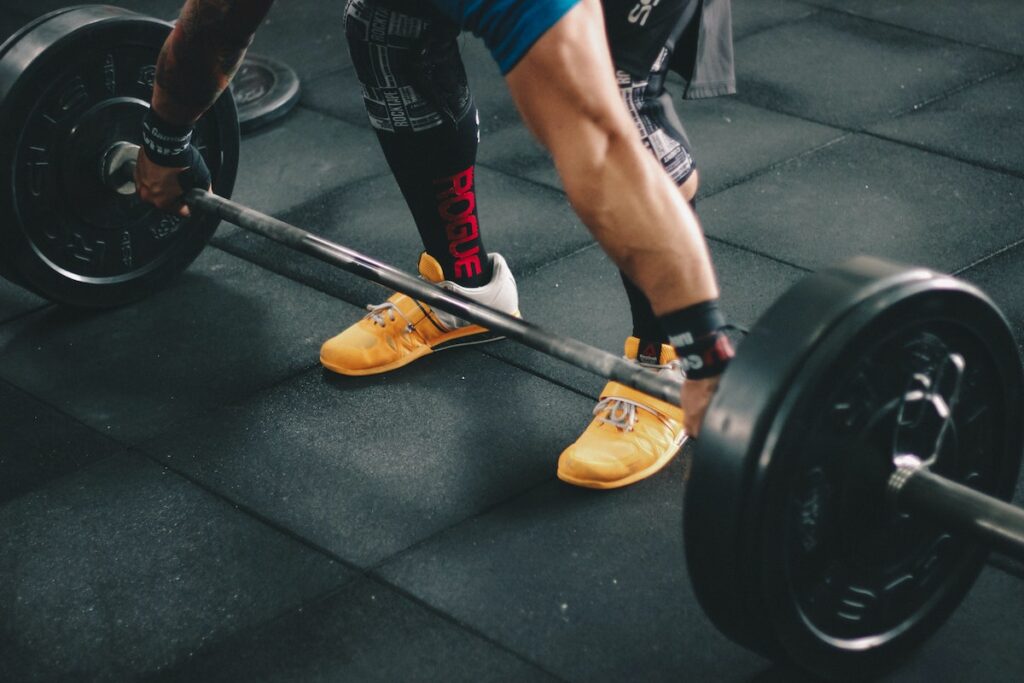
[2,1,1023,680]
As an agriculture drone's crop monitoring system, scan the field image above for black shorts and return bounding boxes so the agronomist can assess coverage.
[603,0,700,78]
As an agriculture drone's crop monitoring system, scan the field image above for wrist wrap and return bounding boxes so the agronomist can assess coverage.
[142,109,194,167]
[659,300,735,380]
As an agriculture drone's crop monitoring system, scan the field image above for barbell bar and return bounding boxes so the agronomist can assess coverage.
[3,6,1024,680]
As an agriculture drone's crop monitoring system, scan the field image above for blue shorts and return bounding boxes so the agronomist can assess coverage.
[430,0,581,74]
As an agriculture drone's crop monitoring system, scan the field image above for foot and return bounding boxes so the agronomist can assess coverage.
[320,252,519,376]
[557,337,687,489]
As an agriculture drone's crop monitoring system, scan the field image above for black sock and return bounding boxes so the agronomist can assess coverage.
[375,107,493,287]
[618,197,700,359]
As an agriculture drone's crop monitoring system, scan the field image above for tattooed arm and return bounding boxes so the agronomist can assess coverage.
[153,0,276,125]
[137,0,274,215]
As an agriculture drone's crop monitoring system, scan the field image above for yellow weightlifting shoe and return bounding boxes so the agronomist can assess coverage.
[558,337,687,489]
[320,252,519,376]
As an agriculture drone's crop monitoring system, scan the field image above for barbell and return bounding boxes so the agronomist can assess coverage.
[1,6,1023,680]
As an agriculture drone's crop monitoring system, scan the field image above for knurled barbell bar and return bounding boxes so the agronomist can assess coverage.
[2,6,1024,681]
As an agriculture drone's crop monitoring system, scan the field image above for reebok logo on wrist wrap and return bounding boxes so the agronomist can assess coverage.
[142,110,194,167]
[659,299,735,380]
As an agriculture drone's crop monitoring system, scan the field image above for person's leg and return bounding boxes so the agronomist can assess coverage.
[503,2,732,441]
[552,0,710,488]
[320,0,519,377]
[504,0,719,320]
[343,0,491,286]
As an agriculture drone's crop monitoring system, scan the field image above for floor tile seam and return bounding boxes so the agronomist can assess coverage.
[363,573,571,682]
[883,61,1024,124]
[133,441,568,682]
[0,450,122,514]
[366,472,561,579]
[863,130,1024,183]
[474,159,566,199]
[291,98,370,131]
[695,130,852,199]
[0,301,51,327]
[0,375,127,455]
[951,236,1024,277]
[731,4,824,44]
[723,93,1024,184]
[988,555,1024,580]
[478,345,601,401]
[143,581,359,680]
[796,3,1024,59]
[124,441,367,575]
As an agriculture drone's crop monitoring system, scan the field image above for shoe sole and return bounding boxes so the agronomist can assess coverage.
[320,325,511,377]
[557,432,690,490]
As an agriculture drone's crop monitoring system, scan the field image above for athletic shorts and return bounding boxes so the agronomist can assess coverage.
[604,0,735,98]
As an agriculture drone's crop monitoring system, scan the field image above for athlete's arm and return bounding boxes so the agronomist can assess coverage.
[137,0,275,216]
[154,0,276,125]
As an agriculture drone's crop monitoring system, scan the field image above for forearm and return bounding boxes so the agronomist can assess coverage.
[153,0,275,125]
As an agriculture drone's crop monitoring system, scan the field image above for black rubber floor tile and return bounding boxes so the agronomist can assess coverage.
[0,380,118,506]
[155,577,559,682]
[486,241,806,399]
[868,66,1024,177]
[879,566,1024,681]
[217,168,586,308]
[679,97,844,197]
[378,467,776,682]
[301,67,373,130]
[225,106,390,220]
[808,0,1024,56]
[0,279,45,324]
[0,247,354,444]
[147,355,593,567]
[249,1,349,82]
[700,134,1024,272]
[734,11,1016,129]
[0,453,351,682]
[731,0,820,41]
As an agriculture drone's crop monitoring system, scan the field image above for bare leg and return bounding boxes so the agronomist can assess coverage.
[504,0,717,316]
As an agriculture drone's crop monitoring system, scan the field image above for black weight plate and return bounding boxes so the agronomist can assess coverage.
[230,52,300,133]
[685,257,1023,679]
[0,5,240,307]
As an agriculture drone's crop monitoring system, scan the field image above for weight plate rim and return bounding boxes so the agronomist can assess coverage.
[684,257,944,658]
[233,52,301,133]
[0,7,240,307]
[685,259,1023,675]
[759,280,1023,678]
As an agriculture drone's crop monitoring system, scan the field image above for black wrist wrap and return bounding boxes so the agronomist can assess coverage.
[141,109,194,167]
[659,300,735,380]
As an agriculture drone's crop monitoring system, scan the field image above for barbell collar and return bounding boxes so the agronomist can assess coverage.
[890,460,1024,562]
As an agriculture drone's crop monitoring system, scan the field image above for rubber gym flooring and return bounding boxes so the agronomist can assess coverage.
[2,1,1023,680]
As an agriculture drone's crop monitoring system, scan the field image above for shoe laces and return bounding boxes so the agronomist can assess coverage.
[365,301,416,334]
[594,358,681,432]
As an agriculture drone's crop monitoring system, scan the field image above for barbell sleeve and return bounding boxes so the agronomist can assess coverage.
[890,461,1024,562]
